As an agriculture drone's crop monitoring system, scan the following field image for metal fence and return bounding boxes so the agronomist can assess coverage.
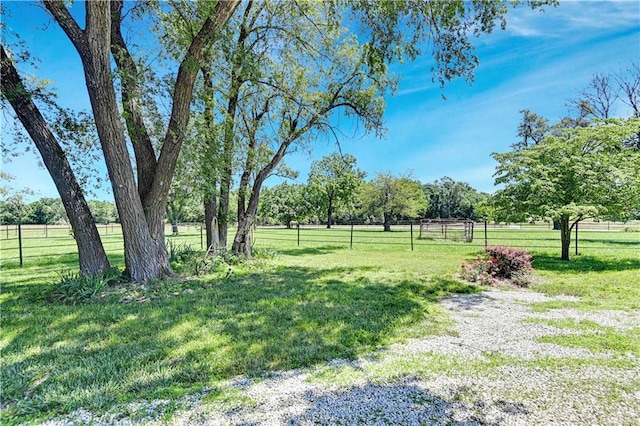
[253,222,640,253]
[1,221,638,268]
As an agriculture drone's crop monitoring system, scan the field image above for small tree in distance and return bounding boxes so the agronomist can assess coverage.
[259,183,312,228]
[359,172,427,232]
[308,153,365,228]
[492,118,640,261]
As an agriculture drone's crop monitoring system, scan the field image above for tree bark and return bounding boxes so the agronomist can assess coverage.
[1,45,110,276]
[232,180,262,258]
[44,0,240,281]
[560,215,571,261]
[326,197,333,229]
[383,212,392,232]
[204,198,217,249]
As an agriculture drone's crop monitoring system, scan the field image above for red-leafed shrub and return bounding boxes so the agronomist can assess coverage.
[484,246,533,279]
[460,246,533,287]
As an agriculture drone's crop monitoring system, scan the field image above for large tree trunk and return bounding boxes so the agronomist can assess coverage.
[44,0,240,281]
[1,45,110,276]
[559,215,571,261]
[232,182,262,258]
[233,212,254,258]
[78,2,171,281]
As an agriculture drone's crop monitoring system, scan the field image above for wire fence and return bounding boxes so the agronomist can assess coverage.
[253,222,640,253]
[1,221,638,268]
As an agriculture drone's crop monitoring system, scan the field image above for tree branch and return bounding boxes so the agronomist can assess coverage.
[43,1,87,53]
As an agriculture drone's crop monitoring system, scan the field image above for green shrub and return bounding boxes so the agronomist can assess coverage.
[52,268,121,304]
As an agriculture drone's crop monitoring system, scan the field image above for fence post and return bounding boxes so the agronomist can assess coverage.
[45,223,48,238]
[350,223,354,250]
[410,222,414,251]
[575,222,579,256]
[484,221,488,248]
[18,221,23,267]
[297,223,300,246]
[200,223,204,250]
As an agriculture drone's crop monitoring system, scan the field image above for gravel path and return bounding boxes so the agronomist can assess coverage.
[44,290,640,425]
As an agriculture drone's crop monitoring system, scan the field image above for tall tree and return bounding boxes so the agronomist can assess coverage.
[5,0,554,279]
[359,173,427,232]
[615,63,640,148]
[308,153,365,228]
[492,118,640,261]
[1,46,110,275]
[36,0,240,281]
[571,72,618,120]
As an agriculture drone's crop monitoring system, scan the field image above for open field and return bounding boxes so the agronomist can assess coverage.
[1,221,638,267]
[0,225,638,424]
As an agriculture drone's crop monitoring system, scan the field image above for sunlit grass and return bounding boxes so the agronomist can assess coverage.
[0,224,638,424]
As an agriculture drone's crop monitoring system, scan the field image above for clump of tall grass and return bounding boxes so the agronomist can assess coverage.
[51,268,121,304]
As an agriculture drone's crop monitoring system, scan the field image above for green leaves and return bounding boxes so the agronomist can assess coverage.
[358,172,426,222]
[492,118,640,224]
[307,153,365,223]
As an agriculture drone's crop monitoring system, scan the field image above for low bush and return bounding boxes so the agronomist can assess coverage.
[52,268,121,304]
[461,246,533,287]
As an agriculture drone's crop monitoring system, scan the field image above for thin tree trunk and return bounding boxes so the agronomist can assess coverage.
[204,198,217,249]
[326,197,333,229]
[560,215,571,261]
[1,45,110,276]
[383,212,392,232]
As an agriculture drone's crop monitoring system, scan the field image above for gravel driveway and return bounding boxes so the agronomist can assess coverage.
[46,290,640,425]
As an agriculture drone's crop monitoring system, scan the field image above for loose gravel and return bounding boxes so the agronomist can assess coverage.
[41,289,640,425]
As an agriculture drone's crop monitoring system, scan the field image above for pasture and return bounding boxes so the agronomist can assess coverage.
[0,223,638,424]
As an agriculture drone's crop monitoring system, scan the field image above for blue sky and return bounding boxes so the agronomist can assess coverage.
[2,0,639,201]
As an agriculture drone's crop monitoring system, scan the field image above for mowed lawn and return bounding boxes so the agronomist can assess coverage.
[0,224,638,424]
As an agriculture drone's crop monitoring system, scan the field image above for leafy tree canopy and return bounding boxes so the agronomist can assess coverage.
[259,182,313,227]
[492,118,640,259]
[358,172,426,231]
[423,176,488,220]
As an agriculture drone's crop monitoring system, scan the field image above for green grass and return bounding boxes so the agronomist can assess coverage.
[0,224,638,424]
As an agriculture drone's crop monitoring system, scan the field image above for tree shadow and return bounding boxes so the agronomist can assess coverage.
[276,245,346,256]
[577,238,640,246]
[441,292,495,311]
[278,379,529,425]
[533,254,640,273]
[0,264,472,423]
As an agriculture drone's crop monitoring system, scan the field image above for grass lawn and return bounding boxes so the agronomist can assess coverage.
[0,224,638,424]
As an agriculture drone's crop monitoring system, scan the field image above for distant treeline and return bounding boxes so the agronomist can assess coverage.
[2,176,492,227]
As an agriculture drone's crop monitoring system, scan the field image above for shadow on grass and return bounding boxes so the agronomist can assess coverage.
[533,254,640,273]
[0,262,474,424]
[276,245,347,256]
[577,238,640,246]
